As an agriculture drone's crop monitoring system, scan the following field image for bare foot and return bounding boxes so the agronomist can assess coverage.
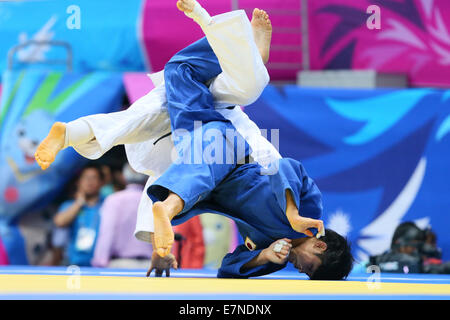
[251,8,272,64]
[152,202,175,257]
[35,122,66,170]
[177,0,195,13]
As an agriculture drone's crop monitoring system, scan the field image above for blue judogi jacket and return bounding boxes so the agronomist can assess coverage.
[165,158,323,278]
[147,37,323,278]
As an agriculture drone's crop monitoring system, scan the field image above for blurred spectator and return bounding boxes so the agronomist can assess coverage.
[172,216,205,269]
[369,221,450,274]
[91,164,152,269]
[99,165,115,198]
[53,164,104,266]
[111,167,126,191]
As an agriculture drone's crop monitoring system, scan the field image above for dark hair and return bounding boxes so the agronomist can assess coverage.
[80,163,104,181]
[390,222,425,249]
[310,229,354,280]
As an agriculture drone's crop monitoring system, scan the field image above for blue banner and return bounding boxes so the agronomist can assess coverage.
[0,69,123,264]
[245,86,450,261]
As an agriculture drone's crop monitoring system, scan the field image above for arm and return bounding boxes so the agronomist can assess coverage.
[53,193,85,227]
[243,238,292,269]
[217,243,288,279]
[268,158,325,237]
[285,189,325,238]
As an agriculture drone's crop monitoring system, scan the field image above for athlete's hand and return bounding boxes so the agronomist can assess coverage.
[262,238,292,264]
[285,190,325,238]
[288,215,325,238]
[146,251,178,277]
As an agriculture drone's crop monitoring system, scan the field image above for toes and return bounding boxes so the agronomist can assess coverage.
[176,0,188,12]
[253,8,261,17]
[35,155,48,170]
[156,245,172,257]
[40,161,49,170]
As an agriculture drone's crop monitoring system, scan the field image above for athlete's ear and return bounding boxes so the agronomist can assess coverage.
[314,240,327,252]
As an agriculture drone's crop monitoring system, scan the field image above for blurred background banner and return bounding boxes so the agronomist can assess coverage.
[0,0,146,73]
[245,85,450,261]
[309,0,450,87]
[0,0,305,80]
[3,0,450,85]
[0,70,124,222]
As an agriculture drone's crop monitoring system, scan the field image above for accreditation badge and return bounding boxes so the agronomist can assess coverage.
[75,227,96,252]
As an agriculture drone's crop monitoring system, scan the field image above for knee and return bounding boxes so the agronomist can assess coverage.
[233,82,266,106]
[234,70,270,106]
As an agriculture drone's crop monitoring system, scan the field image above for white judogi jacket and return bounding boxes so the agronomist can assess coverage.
[70,10,281,242]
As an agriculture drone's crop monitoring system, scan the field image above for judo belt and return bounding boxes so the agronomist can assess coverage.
[154,132,172,145]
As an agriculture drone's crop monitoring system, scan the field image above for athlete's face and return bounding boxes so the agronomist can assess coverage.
[288,238,327,278]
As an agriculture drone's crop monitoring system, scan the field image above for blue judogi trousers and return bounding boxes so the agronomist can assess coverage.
[147,37,250,213]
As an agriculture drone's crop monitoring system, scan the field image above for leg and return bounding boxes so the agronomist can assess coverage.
[178,0,271,63]
[152,192,184,257]
[178,0,272,107]
[35,86,170,170]
[35,119,98,170]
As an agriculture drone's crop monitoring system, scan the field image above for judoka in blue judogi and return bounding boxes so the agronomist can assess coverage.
[146,20,351,280]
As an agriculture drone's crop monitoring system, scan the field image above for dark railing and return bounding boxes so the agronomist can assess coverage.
[7,40,73,72]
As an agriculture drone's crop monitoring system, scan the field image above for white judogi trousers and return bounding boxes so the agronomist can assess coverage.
[65,10,281,243]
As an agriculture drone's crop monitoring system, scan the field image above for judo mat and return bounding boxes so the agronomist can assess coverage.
[0,266,449,300]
